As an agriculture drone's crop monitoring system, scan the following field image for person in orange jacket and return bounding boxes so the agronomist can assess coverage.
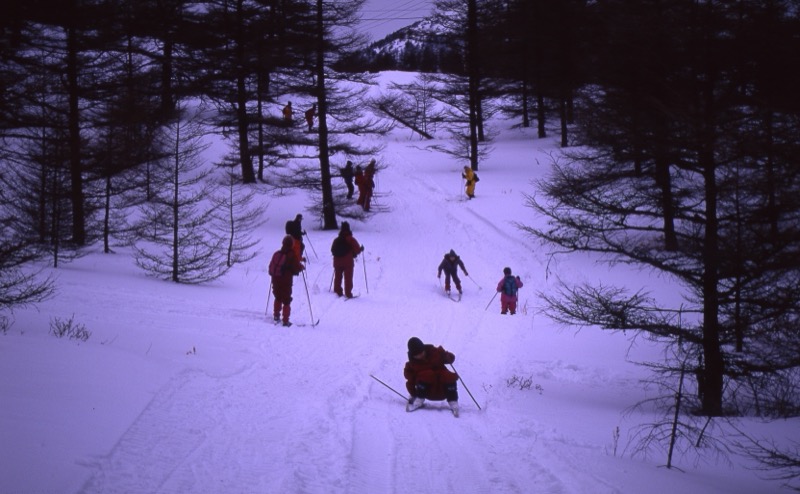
[285,213,305,260]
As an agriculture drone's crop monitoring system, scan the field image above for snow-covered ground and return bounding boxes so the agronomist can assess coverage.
[2,73,796,494]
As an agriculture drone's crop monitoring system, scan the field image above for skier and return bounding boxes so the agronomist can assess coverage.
[339,160,355,199]
[437,249,469,296]
[268,235,305,326]
[354,165,365,207]
[404,337,460,417]
[304,103,316,131]
[496,267,523,315]
[462,165,478,199]
[331,221,363,299]
[285,213,305,261]
[362,159,377,211]
[282,101,293,123]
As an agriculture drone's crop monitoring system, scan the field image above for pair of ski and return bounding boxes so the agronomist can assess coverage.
[445,290,461,302]
[272,318,320,328]
[406,400,460,418]
[369,375,462,418]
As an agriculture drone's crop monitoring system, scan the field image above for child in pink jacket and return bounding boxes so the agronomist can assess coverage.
[496,267,523,315]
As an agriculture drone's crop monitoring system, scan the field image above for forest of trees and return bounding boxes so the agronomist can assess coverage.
[0,0,384,291]
[1,0,799,483]
[3,0,800,429]
[513,5,800,470]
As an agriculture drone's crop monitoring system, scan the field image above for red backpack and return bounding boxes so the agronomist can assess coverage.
[268,250,287,277]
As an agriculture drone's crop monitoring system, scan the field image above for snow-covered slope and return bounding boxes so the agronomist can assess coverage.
[1,73,795,494]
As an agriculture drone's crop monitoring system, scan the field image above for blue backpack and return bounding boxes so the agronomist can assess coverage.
[502,275,518,296]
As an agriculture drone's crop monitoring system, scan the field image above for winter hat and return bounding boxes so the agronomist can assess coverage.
[340,221,351,234]
[282,235,294,249]
[503,267,512,275]
[448,249,457,257]
[296,213,303,220]
[407,337,425,357]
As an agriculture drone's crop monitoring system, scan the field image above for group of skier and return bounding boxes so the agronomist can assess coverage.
[338,159,377,211]
[284,100,477,202]
[266,147,514,416]
[267,219,524,416]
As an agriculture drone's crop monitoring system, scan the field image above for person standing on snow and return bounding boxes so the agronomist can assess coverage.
[268,235,305,326]
[404,337,460,417]
[496,267,523,315]
[285,213,305,261]
[331,221,363,299]
[340,160,355,199]
[362,159,377,211]
[305,103,316,132]
[354,165,365,207]
[282,101,293,123]
[437,249,469,295]
[462,165,478,199]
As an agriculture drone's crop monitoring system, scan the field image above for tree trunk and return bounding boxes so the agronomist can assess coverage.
[466,0,480,170]
[172,120,181,283]
[316,0,337,229]
[66,21,86,245]
[235,0,256,184]
[701,149,724,416]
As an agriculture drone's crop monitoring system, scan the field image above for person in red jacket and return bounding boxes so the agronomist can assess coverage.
[404,337,460,416]
[354,165,365,207]
[362,159,377,211]
[304,103,316,131]
[268,235,305,326]
[330,221,363,298]
[496,266,523,315]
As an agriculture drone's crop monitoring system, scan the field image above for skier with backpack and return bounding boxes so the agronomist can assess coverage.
[285,213,305,261]
[404,337,460,417]
[496,267,523,315]
[330,221,363,298]
[268,235,305,326]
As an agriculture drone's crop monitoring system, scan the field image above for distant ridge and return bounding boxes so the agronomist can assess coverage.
[338,18,463,74]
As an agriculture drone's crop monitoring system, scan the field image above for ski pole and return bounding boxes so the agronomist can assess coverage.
[370,374,407,402]
[484,291,498,311]
[450,364,481,411]
[265,280,273,316]
[329,270,335,292]
[301,270,316,325]
[362,251,369,294]
[303,231,318,259]
[466,274,482,290]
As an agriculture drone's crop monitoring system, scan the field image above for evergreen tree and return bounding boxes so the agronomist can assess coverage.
[134,107,229,284]
[522,0,800,417]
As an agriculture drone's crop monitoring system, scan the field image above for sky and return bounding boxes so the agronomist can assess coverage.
[1,71,798,494]
[359,0,434,41]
